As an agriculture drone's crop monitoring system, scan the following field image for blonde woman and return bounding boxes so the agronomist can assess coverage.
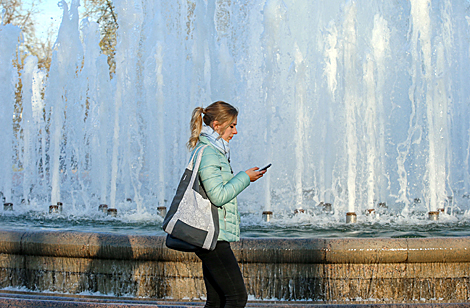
[188,101,265,308]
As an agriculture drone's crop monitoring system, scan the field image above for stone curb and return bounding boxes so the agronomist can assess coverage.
[0,229,469,264]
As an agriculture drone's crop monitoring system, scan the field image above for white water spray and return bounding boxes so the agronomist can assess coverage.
[1,0,470,223]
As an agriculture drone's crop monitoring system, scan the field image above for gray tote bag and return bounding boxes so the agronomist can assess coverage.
[162,145,219,251]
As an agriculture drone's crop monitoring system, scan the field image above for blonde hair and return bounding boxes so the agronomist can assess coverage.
[187,101,238,150]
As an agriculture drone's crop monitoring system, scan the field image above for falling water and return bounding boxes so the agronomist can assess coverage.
[0,18,21,205]
[343,2,359,214]
[1,0,470,224]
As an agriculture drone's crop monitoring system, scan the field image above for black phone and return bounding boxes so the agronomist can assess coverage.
[259,163,272,172]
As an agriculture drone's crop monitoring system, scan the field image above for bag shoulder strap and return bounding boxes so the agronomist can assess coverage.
[187,144,209,171]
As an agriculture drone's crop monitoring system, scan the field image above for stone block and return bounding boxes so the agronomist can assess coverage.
[86,233,168,261]
[0,253,24,269]
[405,262,470,279]
[0,230,24,254]
[22,230,92,258]
[407,237,470,263]
[0,267,24,288]
[325,238,408,264]
[242,262,324,300]
[240,238,325,263]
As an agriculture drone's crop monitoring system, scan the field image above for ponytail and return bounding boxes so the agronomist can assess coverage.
[187,107,204,150]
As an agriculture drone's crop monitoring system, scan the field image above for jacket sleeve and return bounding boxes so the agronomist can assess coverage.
[198,147,250,207]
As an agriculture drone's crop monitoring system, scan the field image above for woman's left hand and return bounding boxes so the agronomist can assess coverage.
[245,167,266,182]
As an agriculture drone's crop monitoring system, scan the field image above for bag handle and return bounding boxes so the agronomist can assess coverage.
[187,145,208,171]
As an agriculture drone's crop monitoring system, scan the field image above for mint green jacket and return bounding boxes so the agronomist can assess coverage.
[192,136,250,242]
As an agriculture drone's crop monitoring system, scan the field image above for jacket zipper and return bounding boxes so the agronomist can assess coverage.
[223,207,227,229]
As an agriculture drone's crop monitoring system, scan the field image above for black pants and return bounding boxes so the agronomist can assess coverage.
[195,241,247,308]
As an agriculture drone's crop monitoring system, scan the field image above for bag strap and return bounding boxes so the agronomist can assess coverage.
[187,145,208,171]
[190,145,221,208]
[187,145,208,188]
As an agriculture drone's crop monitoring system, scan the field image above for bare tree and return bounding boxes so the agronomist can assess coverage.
[2,0,118,74]
[1,0,54,71]
[1,0,41,42]
[1,0,44,128]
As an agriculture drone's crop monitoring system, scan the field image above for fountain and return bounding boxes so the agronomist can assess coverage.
[1,0,470,304]
[3,203,13,211]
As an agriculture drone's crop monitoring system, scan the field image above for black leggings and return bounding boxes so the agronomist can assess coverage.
[195,241,247,308]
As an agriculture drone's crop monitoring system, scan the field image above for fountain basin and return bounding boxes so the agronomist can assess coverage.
[0,229,469,303]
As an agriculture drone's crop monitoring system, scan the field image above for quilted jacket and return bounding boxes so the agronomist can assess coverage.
[191,136,250,242]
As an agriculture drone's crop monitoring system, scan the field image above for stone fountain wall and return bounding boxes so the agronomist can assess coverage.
[0,229,469,303]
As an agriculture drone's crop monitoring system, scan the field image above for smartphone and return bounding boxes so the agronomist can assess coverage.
[259,163,272,172]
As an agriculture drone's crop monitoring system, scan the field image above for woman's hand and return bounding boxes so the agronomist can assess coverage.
[245,167,266,182]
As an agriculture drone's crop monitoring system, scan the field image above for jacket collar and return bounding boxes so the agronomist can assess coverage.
[198,136,232,169]
[198,136,221,153]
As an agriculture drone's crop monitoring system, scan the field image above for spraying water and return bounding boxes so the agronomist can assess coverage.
[1,0,470,225]
[0,16,21,205]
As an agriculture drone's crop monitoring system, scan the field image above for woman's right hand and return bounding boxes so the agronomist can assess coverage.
[245,167,266,182]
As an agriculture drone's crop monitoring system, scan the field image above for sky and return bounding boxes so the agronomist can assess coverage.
[32,0,85,40]
[35,1,63,38]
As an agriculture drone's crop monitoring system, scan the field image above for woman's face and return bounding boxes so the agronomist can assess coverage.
[213,117,238,142]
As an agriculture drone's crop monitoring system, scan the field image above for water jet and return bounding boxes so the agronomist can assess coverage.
[428,211,439,221]
[98,204,108,213]
[378,202,388,209]
[262,211,273,222]
[323,202,332,212]
[57,202,63,213]
[447,196,453,205]
[346,212,357,223]
[3,203,13,211]
[49,205,59,214]
[157,206,166,218]
[107,208,118,217]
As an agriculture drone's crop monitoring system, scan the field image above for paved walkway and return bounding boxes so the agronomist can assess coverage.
[0,290,469,307]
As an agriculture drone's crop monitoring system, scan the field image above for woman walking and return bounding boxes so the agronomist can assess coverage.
[187,101,265,308]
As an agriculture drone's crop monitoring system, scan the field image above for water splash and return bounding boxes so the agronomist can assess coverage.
[2,0,470,225]
[0,21,21,204]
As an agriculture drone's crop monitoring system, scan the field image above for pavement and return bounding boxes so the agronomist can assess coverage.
[0,290,469,307]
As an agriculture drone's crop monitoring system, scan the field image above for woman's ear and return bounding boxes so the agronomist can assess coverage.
[212,121,220,132]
